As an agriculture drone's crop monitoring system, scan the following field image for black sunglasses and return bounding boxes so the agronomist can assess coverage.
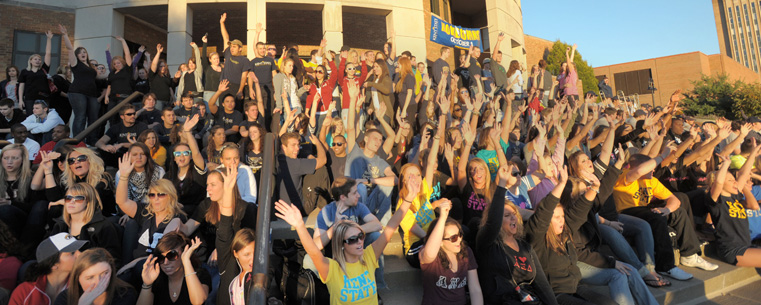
[343,232,365,245]
[333,142,345,147]
[67,155,88,165]
[442,232,463,243]
[148,193,168,199]
[64,195,86,202]
[155,250,179,264]
[316,70,325,74]
[512,171,520,177]
[123,112,136,117]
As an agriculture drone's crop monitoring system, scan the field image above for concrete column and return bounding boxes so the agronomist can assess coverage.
[73,4,124,66]
[386,5,426,63]
[247,0,267,59]
[323,1,343,53]
[167,0,193,73]
[485,0,525,67]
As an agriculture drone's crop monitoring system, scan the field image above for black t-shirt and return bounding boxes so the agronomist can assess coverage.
[132,203,187,258]
[396,74,416,114]
[328,149,346,182]
[460,184,488,225]
[175,107,200,123]
[276,154,316,215]
[153,123,176,147]
[710,193,751,253]
[221,48,249,84]
[0,108,26,138]
[149,70,175,101]
[182,72,197,96]
[504,239,538,285]
[431,58,450,90]
[106,121,149,144]
[70,61,99,97]
[151,265,212,305]
[19,64,51,100]
[190,198,256,258]
[108,66,134,96]
[135,78,150,94]
[137,108,162,125]
[467,57,482,88]
[250,57,277,85]
[174,163,208,209]
[215,109,243,131]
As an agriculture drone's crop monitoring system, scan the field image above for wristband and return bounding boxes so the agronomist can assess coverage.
[653,156,664,164]
[185,272,197,278]
[142,283,152,290]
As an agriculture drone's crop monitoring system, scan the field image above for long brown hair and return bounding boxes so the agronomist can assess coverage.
[67,248,131,305]
[204,170,243,225]
[466,158,495,203]
[425,218,468,270]
[331,221,366,275]
[506,60,520,79]
[395,57,413,93]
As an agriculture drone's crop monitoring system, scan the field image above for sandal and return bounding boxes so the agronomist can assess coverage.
[644,273,671,287]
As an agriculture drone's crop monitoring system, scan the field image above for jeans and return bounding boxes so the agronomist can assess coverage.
[357,183,392,225]
[202,91,215,115]
[619,214,656,271]
[69,92,100,144]
[577,261,658,305]
[556,285,617,305]
[202,264,220,305]
[598,218,652,277]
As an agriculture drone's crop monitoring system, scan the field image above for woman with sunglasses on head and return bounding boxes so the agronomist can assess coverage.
[138,232,210,305]
[53,248,136,305]
[49,182,122,263]
[116,143,165,205]
[274,170,414,304]
[419,196,484,305]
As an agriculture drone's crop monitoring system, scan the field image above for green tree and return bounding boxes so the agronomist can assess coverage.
[680,74,761,120]
[545,40,599,95]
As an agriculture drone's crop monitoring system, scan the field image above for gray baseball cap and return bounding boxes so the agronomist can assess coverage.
[36,233,88,262]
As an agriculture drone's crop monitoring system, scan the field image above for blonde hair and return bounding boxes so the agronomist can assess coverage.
[331,221,366,275]
[64,183,103,227]
[141,179,186,223]
[466,158,495,203]
[26,54,42,71]
[61,148,110,190]
[0,144,32,202]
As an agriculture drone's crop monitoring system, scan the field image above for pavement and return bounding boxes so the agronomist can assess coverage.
[698,279,761,305]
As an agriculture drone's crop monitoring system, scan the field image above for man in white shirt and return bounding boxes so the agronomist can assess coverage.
[21,100,64,144]
[8,124,40,161]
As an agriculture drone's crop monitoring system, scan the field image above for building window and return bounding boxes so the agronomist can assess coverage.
[481,28,490,52]
[613,69,653,95]
[442,0,450,21]
[431,0,439,16]
[745,4,757,70]
[737,6,750,66]
[730,8,739,60]
[12,30,62,73]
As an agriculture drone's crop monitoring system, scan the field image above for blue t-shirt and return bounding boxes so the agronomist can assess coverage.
[345,146,390,181]
[475,138,510,181]
[505,175,535,210]
[748,185,761,240]
[316,201,373,231]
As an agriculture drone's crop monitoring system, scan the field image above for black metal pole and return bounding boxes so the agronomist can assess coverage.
[73,91,143,142]
[249,132,276,305]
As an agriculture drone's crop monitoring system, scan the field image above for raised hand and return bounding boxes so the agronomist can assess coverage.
[497,165,512,187]
[558,165,568,185]
[378,100,387,117]
[118,154,134,176]
[45,30,53,39]
[138,45,146,53]
[156,44,164,54]
[115,36,125,42]
[141,255,160,285]
[444,143,454,162]
[462,123,476,143]
[669,89,683,104]
[181,237,203,263]
[127,134,137,144]
[58,24,68,35]
[255,22,264,33]
[220,13,227,24]
[217,79,230,93]
[190,42,197,48]
[274,200,305,227]
[202,34,208,44]
[223,164,238,190]
[615,143,626,163]
[39,151,60,172]
[436,199,452,215]
[741,122,752,136]
[184,114,199,131]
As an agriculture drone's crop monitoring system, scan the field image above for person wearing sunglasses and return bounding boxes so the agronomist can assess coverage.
[337,48,368,120]
[274,173,414,305]
[305,53,339,133]
[50,182,122,264]
[46,148,118,217]
[165,115,208,216]
[474,165,557,305]
[317,112,347,181]
[139,232,210,305]
[419,199,484,305]
[95,105,149,168]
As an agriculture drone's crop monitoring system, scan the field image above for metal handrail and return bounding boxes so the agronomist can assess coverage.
[73,91,144,142]
[249,132,276,305]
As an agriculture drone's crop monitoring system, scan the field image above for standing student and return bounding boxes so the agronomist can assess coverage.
[174,42,204,102]
[59,25,101,145]
[1,66,20,106]
[200,34,222,114]
[248,24,278,131]
[19,31,54,114]
[105,36,134,124]
[149,44,177,111]
[219,13,250,112]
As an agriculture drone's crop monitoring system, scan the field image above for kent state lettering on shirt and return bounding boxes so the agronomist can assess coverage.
[340,271,376,302]
[725,198,747,219]
[223,116,234,125]
[467,193,487,211]
[120,132,137,140]
[435,275,467,290]
[632,186,653,204]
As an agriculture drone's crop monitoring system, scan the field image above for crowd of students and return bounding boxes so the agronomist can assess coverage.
[1,16,760,305]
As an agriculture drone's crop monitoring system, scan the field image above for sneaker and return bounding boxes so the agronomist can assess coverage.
[658,267,693,281]
[680,253,719,271]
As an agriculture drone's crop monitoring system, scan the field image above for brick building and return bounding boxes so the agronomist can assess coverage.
[594,52,760,107]
[0,0,526,76]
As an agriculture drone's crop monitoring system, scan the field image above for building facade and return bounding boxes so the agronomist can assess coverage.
[0,0,526,76]
[713,0,761,74]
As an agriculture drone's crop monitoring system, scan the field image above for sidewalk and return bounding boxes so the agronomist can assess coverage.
[698,279,761,305]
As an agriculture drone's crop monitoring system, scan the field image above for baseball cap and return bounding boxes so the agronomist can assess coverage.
[229,39,243,47]
[340,45,351,52]
[36,233,88,262]
[748,116,761,123]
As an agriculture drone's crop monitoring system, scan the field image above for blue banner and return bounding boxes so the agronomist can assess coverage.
[429,15,483,50]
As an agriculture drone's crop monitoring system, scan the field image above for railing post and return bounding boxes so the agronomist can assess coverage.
[249,132,276,305]
[73,91,144,142]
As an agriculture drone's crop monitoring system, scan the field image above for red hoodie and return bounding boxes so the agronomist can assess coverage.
[305,60,340,113]
[9,275,67,305]
[337,57,368,109]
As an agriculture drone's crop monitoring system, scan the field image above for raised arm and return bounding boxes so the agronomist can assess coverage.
[58,25,76,67]
[737,138,760,189]
[44,30,53,67]
[597,115,617,166]
[151,44,163,73]
[684,125,727,166]
[457,124,476,191]
[182,114,206,170]
[208,80,228,115]
[710,155,732,202]
[115,154,138,218]
[219,13,230,50]
[275,199,330,280]
[419,200,452,265]
[376,102,396,156]
[624,144,674,185]
[720,123,751,157]
[346,82,360,152]
[117,36,132,66]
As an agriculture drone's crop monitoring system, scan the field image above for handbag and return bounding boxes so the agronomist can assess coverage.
[42,68,58,94]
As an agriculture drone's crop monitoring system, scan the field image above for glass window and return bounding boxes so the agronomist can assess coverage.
[12,30,62,73]
[430,0,439,16]
[443,0,450,21]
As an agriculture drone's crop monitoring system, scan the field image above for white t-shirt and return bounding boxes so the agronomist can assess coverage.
[8,138,40,160]
[508,70,523,94]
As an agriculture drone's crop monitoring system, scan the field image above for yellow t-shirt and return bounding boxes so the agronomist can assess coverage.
[320,245,379,305]
[612,169,673,212]
[398,179,435,254]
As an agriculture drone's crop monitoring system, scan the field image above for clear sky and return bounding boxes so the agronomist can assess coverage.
[522,0,720,67]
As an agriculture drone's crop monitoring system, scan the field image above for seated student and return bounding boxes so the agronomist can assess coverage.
[174,91,200,124]
[115,143,165,205]
[208,80,243,143]
[192,100,213,142]
[708,146,761,267]
[44,148,117,217]
[8,124,40,161]
[274,180,415,305]
[49,182,122,263]
[613,149,718,282]
[238,123,264,179]
[313,177,383,251]
[153,107,178,148]
[33,125,86,164]
[0,98,25,140]
[214,166,258,305]
[135,93,162,129]
[276,132,326,216]
[138,232,210,305]
[238,100,265,139]
[0,220,23,293]
[9,233,86,305]
[136,129,166,168]
[53,248,136,305]
[21,100,64,144]
[218,143,257,205]
[203,126,225,170]
[165,116,208,216]
[95,105,149,168]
